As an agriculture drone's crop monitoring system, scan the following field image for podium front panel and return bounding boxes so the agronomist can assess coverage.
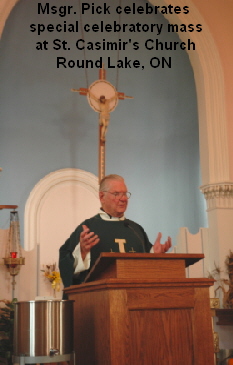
[65,254,213,365]
[67,279,214,365]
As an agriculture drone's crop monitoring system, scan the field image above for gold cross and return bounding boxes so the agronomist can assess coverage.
[71,65,133,183]
[129,247,136,253]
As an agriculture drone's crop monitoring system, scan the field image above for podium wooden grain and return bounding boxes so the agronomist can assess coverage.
[64,253,215,365]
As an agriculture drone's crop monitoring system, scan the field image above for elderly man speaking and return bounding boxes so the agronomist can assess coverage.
[59,174,172,289]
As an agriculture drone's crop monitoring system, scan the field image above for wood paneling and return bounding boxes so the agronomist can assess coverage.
[129,309,194,365]
[66,254,214,365]
[127,287,194,309]
[85,253,204,282]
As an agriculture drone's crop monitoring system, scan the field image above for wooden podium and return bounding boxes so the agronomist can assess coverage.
[64,253,215,365]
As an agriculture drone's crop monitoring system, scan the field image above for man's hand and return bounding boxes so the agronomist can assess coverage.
[153,232,172,253]
[80,224,100,260]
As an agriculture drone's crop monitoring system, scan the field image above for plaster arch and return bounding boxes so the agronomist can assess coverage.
[150,0,229,185]
[24,169,99,251]
[0,0,18,37]
[0,0,229,186]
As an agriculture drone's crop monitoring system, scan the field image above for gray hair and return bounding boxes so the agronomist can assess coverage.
[99,174,125,192]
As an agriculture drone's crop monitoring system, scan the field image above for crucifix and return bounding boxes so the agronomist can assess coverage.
[71,65,133,183]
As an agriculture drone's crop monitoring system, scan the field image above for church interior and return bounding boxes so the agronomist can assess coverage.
[1,0,233,363]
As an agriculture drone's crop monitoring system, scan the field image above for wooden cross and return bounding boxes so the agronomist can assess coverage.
[71,65,133,183]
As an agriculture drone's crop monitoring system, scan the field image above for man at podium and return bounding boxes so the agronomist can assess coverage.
[59,174,171,290]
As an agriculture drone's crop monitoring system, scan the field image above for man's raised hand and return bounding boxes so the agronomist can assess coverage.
[153,232,172,253]
[80,224,100,260]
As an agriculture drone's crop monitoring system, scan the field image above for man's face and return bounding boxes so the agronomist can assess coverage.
[99,179,128,218]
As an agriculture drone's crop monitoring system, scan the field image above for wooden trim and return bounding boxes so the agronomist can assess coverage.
[84,252,204,282]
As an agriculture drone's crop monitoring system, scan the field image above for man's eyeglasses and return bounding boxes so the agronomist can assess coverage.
[104,191,131,199]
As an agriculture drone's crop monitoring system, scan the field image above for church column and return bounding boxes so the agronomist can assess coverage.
[200,182,233,271]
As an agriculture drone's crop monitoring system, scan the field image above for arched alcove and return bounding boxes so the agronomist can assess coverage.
[24,168,99,251]
[22,168,99,297]
[151,0,229,185]
[0,0,229,186]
